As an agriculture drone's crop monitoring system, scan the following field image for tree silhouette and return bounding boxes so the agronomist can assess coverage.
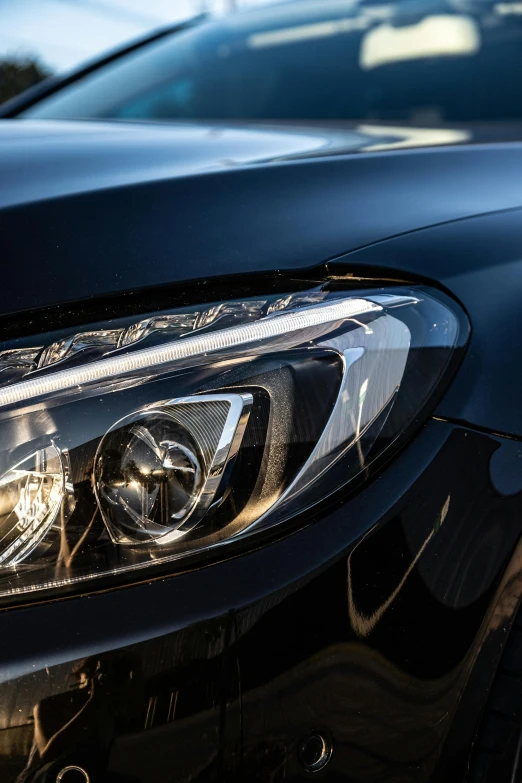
[0,56,52,104]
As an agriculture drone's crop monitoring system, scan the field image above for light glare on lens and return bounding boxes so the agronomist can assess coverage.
[0,445,67,565]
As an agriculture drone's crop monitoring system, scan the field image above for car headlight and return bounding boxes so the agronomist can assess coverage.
[0,285,465,604]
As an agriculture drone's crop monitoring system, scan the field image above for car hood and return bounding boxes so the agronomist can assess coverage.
[2,118,522,318]
[0,118,477,209]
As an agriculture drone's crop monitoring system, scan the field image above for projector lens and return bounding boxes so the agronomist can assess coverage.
[95,411,204,544]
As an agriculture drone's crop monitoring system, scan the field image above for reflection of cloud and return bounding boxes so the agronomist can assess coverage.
[360,14,481,70]
[248,16,370,49]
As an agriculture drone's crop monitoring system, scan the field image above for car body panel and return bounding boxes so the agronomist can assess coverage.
[1,120,522,438]
[1,41,522,778]
[1,419,520,781]
[1,121,522,317]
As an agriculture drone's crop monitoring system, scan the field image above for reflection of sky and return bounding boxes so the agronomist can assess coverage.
[0,0,275,72]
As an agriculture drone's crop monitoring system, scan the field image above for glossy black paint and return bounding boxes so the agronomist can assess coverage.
[0,102,522,780]
[1,420,521,781]
[2,121,522,441]
[1,121,522,318]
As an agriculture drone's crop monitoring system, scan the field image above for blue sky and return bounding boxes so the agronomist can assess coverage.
[0,0,274,72]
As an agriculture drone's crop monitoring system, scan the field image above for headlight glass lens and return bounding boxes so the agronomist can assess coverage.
[0,286,464,602]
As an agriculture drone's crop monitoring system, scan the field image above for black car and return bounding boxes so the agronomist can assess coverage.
[1,1,522,781]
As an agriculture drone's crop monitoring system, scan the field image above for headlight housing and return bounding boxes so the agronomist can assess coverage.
[0,285,465,604]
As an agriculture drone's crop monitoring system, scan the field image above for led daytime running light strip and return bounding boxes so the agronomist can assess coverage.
[0,298,381,409]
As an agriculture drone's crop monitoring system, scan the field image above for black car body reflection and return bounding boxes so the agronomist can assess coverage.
[1,1,522,781]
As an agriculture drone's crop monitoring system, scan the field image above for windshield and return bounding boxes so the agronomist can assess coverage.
[22,0,522,124]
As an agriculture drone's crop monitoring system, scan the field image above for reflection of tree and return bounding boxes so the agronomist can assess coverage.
[0,57,52,104]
